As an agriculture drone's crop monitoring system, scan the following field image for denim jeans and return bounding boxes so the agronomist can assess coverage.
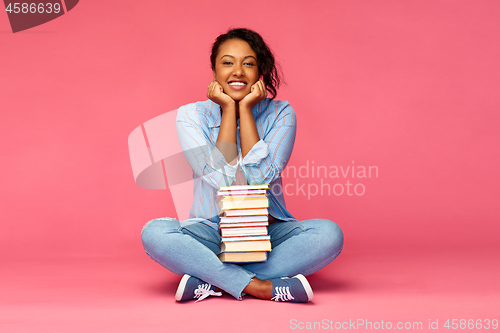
[141,218,343,299]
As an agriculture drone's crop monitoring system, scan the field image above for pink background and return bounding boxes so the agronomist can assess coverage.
[1,0,499,332]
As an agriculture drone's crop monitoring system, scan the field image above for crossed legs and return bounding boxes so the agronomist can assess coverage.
[141,218,343,300]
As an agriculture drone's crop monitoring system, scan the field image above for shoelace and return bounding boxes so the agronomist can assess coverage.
[271,286,295,302]
[194,283,222,302]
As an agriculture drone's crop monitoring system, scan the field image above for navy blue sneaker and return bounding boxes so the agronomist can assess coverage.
[175,274,222,302]
[270,274,314,302]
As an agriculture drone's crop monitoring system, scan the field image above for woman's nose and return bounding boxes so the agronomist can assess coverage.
[233,64,243,76]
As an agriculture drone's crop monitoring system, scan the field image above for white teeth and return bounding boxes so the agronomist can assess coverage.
[229,82,246,86]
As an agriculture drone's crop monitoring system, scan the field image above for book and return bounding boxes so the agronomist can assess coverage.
[222,208,269,217]
[220,240,272,252]
[219,222,269,228]
[219,184,269,191]
[217,189,267,196]
[218,251,267,263]
[221,235,271,242]
[219,194,267,201]
[217,190,267,201]
[218,196,269,211]
[220,226,268,237]
[220,215,268,223]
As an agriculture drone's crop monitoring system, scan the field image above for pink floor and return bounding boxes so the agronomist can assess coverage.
[2,246,498,333]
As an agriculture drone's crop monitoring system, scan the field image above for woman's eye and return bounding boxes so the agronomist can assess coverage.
[223,61,232,65]
[244,62,255,66]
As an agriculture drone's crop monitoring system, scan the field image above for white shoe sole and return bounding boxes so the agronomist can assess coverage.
[293,274,314,301]
[175,274,192,301]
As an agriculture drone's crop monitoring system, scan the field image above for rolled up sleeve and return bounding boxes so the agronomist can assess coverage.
[177,115,238,188]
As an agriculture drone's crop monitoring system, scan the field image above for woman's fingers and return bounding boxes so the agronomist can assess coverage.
[208,82,221,96]
[207,82,214,98]
[215,81,223,94]
[207,81,235,108]
[240,80,267,109]
[260,81,267,96]
[256,80,266,97]
[207,81,220,99]
[253,80,266,98]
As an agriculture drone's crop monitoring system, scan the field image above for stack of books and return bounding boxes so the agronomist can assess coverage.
[217,184,272,263]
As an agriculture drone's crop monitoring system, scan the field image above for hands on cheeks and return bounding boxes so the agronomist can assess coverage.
[240,80,267,110]
[207,80,267,110]
[207,81,235,110]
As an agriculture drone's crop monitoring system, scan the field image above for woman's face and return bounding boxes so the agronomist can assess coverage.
[213,38,259,101]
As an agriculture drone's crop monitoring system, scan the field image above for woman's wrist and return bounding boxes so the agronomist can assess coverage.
[217,105,238,165]
[239,103,258,124]
[220,99,237,111]
[238,103,254,115]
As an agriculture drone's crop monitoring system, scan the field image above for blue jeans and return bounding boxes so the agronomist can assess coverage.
[141,218,343,299]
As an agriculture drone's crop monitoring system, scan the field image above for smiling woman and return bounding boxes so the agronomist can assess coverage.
[140,28,344,303]
[208,37,267,162]
[210,28,281,99]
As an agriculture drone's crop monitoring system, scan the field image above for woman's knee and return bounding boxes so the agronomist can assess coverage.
[310,219,344,255]
[141,217,178,250]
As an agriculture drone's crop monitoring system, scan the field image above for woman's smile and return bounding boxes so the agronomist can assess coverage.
[227,79,248,91]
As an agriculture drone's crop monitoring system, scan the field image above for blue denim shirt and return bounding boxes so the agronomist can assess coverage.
[176,98,297,228]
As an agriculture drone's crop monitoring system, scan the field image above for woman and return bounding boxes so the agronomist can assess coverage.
[141,28,343,303]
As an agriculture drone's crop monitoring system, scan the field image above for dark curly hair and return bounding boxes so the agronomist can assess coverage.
[210,28,282,100]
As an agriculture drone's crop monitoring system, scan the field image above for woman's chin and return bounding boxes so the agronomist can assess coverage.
[222,88,250,102]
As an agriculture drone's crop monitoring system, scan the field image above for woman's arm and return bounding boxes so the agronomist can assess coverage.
[240,101,297,185]
[176,103,240,189]
[205,79,282,186]
[207,81,239,165]
[239,80,267,158]
[207,80,267,161]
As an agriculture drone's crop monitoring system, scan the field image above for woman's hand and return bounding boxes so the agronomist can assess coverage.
[240,80,267,110]
[207,81,235,110]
